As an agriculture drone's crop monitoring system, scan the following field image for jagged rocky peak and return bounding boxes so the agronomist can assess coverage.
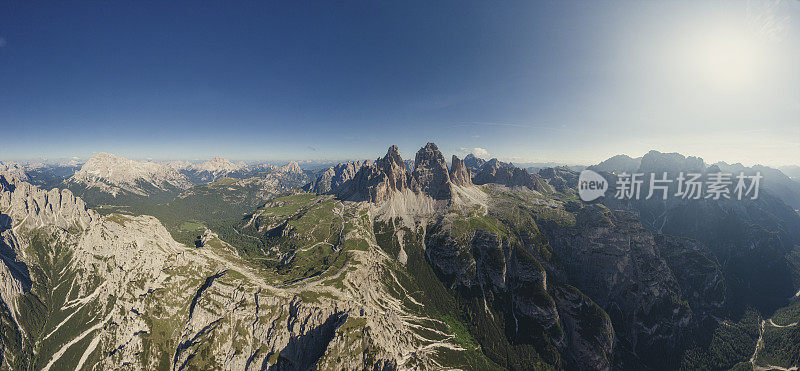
[403,159,414,172]
[591,151,707,174]
[276,160,303,174]
[473,157,551,193]
[166,160,192,171]
[0,173,96,231]
[70,152,192,194]
[462,153,486,172]
[538,166,579,192]
[375,145,414,194]
[194,156,247,173]
[329,146,407,202]
[412,142,451,199]
[588,154,642,173]
[639,150,706,173]
[329,143,480,203]
[449,155,473,186]
[0,162,28,183]
[307,160,366,194]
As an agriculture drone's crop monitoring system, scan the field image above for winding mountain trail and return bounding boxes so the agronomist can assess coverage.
[193,246,283,294]
[749,317,800,371]
[750,320,765,367]
[768,319,798,328]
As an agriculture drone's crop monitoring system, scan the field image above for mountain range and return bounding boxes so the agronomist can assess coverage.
[0,145,798,370]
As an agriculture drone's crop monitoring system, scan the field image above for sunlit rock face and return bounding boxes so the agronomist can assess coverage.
[67,152,192,196]
[449,155,473,187]
[472,158,551,193]
[330,143,462,202]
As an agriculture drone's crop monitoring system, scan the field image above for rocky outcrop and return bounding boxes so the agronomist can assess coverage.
[654,234,726,317]
[331,143,478,203]
[1,174,96,231]
[333,146,414,202]
[473,159,551,193]
[0,174,458,370]
[715,162,800,209]
[536,204,694,364]
[462,153,486,172]
[412,143,451,200]
[599,149,800,317]
[449,155,472,187]
[538,166,579,192]
[638,150,705,174]
[588,154,641,173]
[275,161,303,175]
[424,219,566,364]
[375,145,415,197]
[552,285,615,370]
[306,161,366,194]
[0,174,98,368]
[67,152,192,196]
[195,156,247,174]
[183,156,250,182]
[0,162,28,183]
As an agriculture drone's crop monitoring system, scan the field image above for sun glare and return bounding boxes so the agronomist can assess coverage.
[661,5,785,95]
[697,32,762,90]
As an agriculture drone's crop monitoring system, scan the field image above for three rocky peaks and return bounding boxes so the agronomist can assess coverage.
[312,143,475,202]
[310,142,552,202]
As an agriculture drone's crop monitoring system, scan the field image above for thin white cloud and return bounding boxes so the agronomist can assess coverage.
[746,0,790,43]
[453,122,530,128]
[460,147,490,158]
[473,147,490,158]
[0,37,6,48]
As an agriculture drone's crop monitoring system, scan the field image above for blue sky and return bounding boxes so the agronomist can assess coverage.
[1,1,798,165]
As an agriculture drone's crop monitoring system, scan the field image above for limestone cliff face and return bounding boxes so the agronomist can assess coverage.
[373,145,416,200]
[67,152,192,197]
[473,159,551,193]
[329,143,475,203]
[332,146,414,202]
[0,173,96,231]
[538,166,579,192]
[0,172,98,367]
[307,161,366,194]
[535,205,708,363]
[0,162,28,183]
[653,234,726,318]
[638,150,706,174]
[462,153,486,172]
[552,285,615,370]
[318,144,553,203]
[412,143,452,200]
[0,176,456,370]
[449,155,473,187]
[599,150,800,319]
[420,199,618,370]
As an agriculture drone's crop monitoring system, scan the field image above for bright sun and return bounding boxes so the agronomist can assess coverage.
[691,29,764,90]
[663,12,777,94]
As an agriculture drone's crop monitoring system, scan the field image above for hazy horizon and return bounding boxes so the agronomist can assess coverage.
[3,145,798,170]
